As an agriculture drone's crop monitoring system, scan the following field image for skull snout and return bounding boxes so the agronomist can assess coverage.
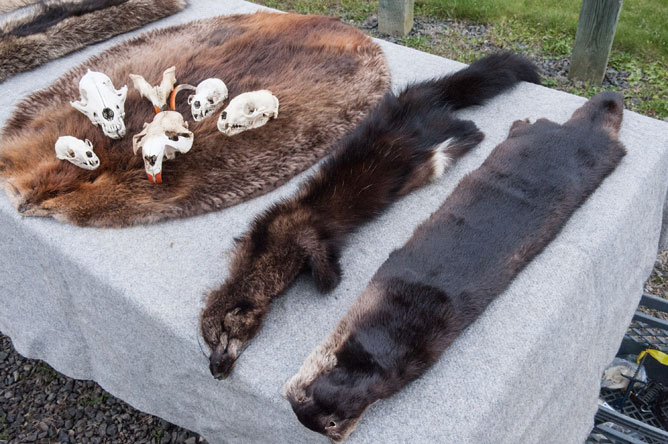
[102,108,114,121]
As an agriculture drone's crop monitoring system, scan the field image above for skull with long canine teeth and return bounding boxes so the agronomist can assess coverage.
[217,90,279,136]
[132,111,193,184]
[55,136,100,170]
[129,66,177,113]
[71,70,128,139]
[188,78,228,121]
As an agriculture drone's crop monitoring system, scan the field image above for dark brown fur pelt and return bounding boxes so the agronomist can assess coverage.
[200,52,541,379]
[0,12,390,226]
[283,91,627,442]
[0,0,187,81]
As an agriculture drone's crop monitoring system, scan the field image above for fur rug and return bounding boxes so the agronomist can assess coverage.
[0,0,187,81]
[0,12,390,226]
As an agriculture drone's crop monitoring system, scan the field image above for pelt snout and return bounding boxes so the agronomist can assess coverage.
[209,347,236,379]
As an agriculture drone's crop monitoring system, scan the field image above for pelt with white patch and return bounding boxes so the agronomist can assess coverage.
[200,52,541,379]
[283,91,627,441]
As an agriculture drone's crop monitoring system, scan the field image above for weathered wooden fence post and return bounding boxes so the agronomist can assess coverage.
[569,0,623,84]
[378,0,415,36]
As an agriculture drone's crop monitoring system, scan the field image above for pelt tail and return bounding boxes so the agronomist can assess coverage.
[429,52,541,110]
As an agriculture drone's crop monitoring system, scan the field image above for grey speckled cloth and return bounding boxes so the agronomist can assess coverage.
[1,1,668,443]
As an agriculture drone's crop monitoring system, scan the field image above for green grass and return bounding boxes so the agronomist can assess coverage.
[252,0,667,119]
[258,0,667,58]
[77,393,109,407]
[415,0,668,59]
[0,412,8,441]
[34,361,58,384]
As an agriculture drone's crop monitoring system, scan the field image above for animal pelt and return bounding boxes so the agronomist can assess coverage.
[0,12,390,226]
[0,0,187,81]
[200,52,541,379]
[283,91,627,442]
[0,0,40,14]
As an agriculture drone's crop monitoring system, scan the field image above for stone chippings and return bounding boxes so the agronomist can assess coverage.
[359,14,631,90]
[0,335,207,444]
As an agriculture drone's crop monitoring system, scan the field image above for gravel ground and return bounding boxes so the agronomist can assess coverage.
[1,14,666,444]
[0,335,207,443]
[357,14,632,90]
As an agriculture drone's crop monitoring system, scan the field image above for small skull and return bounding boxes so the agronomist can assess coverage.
[132,111,194,184]
[71,70,127,139]
[188,78,228,121]
[55,136,100,170]
[129,66,177,112]
[217,90,279,136]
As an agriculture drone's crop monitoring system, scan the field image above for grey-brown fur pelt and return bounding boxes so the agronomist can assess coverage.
[200,52,541,379]
[0,12,391,226]
[0,0,40,14]
[0,0,187,81]
[283,91,627,442]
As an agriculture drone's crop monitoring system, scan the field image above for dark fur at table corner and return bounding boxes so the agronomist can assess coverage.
[283,91,626,442]
[0,0,187,82]
[200,52,540,381]
[0,12,390,226]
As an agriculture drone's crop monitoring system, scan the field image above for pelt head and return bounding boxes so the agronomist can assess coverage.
[284,366,376,442]
[200,203,343,379]
[200,277,262,379]
[200,227,300,379]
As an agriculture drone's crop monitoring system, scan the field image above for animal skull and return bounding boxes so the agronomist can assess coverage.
[188,78,228,121]
[129,66,177,112]
[132,111,193,184]
[55,136,100,170]
[217,90,279,136]
[71,70,127,139]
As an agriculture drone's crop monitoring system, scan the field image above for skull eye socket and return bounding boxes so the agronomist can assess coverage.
[169,134,179,142]
[328,421,336,428]
[220,111,227,120]
[194,101,201,109]
[86,151,93,158]
[102,108,114,121]
[208,98,214,104]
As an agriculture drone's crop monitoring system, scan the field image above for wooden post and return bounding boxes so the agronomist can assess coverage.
[378,0,414,36]
[569,0,623,84]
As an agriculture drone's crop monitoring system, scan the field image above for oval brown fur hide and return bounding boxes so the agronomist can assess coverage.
[0,11,390,227]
